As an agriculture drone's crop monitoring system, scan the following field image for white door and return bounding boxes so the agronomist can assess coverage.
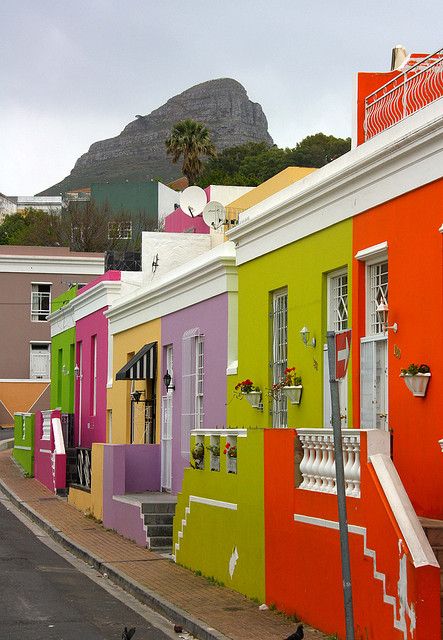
[30,344,50,379]
[161,394,173,491]
[360,336,388,429]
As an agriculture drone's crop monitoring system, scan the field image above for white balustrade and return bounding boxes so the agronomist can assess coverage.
[297,429,361,498]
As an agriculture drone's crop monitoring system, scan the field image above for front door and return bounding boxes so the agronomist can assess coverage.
[161,394,173,491]
[360,336,388,429]
[323,344,348,427]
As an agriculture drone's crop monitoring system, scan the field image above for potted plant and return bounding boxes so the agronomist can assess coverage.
[269,367,303,405]
[191,441,205,469]
[223,442,237,474]
[207,443,220,472]
[400,363,431,397]
[234,379,262,408]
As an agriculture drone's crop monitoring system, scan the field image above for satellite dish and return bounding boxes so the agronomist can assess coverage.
[179,186,207,217]
[202,201,226,230]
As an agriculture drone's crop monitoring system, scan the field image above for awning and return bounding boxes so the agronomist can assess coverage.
[116,342,157,381]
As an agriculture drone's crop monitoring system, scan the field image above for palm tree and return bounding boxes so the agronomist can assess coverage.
[165,119,217,185]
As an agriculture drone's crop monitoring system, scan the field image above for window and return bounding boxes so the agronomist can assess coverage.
[91,335,97,416]
[108,220,132,240]
[367,260,388,335]
[195,336,204,429]
[30,343,50,379]
[181,329,204,458]
[328,270,348,331]
[31,283,51,321]
[271,289,288,428]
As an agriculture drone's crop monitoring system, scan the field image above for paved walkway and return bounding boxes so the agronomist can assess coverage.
[0,450,327,640]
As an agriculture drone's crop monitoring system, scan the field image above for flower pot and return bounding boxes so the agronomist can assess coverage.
[282,385,303,405]
[400,373,431,397]
[243,391,262,408]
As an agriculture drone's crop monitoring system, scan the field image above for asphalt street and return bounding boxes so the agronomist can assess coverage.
[0,496,179,640]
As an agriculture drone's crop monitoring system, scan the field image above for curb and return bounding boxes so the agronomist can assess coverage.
[0,476,230,640]
[0,439,14,452]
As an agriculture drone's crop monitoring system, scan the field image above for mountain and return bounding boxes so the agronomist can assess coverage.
[38,78,273,195]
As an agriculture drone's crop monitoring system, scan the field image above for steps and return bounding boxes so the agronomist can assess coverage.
[420,518,443,638]
[141,500,176,553]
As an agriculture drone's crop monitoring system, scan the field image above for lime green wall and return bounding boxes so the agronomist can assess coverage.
[227,219,353,429]
[173,430,265,600]
[50,289,77,413]
[13,413,34,476]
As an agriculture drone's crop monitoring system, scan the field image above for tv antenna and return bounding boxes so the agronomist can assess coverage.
[179,186,207,218]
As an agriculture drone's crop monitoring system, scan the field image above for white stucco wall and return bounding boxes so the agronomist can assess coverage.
[157,183,180,225]
[209,185,253,205]
[141,232,212,284]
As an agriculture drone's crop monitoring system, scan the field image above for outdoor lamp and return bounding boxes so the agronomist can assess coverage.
[300,326,316,348]
[74,364,80,379]
[131,390,143,403]
[376,302,398,333]
[163,370,175,391]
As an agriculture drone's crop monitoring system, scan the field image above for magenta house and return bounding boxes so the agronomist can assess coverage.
[164,185,252,234]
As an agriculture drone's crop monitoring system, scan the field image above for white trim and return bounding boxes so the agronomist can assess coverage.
[190,428,248,438]
[50,280,122,336]
[14,445,31,450]
[30,281,53,285]
[107,243,237,335]
[39,449,52,454]
[228,100,443,265]
[0,254,104,274]
[0,379,50,383]
[29,340,51,345]
[370,454,438,568]
[355,241,388,261]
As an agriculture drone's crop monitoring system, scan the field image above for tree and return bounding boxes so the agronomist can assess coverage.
[165,119,217,185]
[197,134,351,187]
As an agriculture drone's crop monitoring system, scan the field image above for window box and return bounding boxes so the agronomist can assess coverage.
[400,373,431,397]
[282,385,303,405]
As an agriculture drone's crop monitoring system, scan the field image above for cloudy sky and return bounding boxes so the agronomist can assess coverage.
[2,0,442,195]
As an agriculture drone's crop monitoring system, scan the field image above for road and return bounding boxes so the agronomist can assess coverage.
[0,494,181,640]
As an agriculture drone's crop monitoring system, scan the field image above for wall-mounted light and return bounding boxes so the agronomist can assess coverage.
[130,390,144,403]
[376,302,398,333]
[300,326,316,348]
[74,364,80,379]
[163,370,175,391]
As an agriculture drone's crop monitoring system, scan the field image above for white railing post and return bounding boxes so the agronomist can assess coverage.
[297,429,361,497]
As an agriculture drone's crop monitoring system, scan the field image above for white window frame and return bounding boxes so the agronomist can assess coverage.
[366,259,389,336]
[29,342,51,380]
[271,288,288,428]
[195,336,204,429]
[108,220,132,240]
[31,282,52,322]
[327,268,349,332]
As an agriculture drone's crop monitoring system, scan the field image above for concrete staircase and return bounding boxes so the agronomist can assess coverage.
[420,518,443,638]
[141,497,176,553]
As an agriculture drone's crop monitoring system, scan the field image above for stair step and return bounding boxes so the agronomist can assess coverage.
[149,536,173,549]
[141,502,176,514]
[145,524,173,537]
[143,513,174,526]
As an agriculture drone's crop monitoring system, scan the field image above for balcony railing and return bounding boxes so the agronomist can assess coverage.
[297,428,361,497]
[364,48,443,141]
[66,447,92,491]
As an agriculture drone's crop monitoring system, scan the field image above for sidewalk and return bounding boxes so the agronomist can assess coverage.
[0,450,327,640]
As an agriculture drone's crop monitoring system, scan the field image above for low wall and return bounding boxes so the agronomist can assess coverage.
[173,429,265,601]
[102,444,160,546]
[67,444,104,521]
[13,412,34,476]
[34,409,66,493]
[264,429,441,640]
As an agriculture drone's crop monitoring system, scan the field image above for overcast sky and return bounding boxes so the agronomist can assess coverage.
[2,0,442,195]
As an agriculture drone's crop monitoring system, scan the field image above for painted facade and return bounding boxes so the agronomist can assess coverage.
[13,412,34,476]
[0,245,104,425]
[50,286,78,413]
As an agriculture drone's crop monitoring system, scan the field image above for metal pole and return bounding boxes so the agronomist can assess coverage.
[326,331,355,640]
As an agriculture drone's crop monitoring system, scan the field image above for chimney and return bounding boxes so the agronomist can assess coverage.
[391,45,408,70]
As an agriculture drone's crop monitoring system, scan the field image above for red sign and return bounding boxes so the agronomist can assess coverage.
[335,330,352,380]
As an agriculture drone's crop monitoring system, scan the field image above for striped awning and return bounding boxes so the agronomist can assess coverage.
[115,342,157,381]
